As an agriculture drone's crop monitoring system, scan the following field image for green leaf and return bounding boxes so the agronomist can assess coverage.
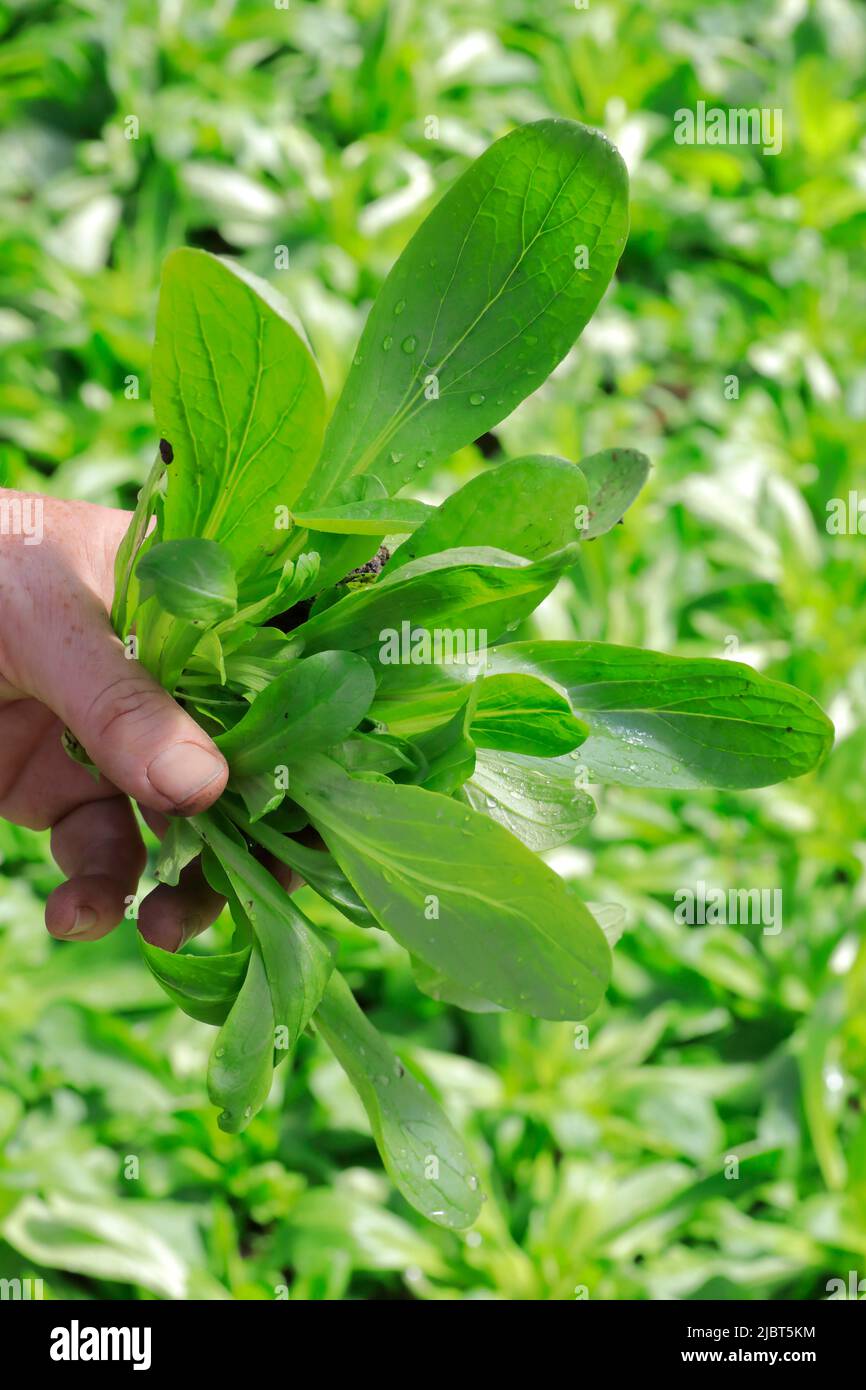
[60,728,101,782]
[192,628,227,684]
[470,673,588,755]
[153,817,202,887]
[152,249,326,583]
[292,544,579,656]
[410,697,477,794]
[485,642,835,788]
[3,1193,189,1299]
[217,552,321,637]
[222,627,303,694]
[292,756,610,1020]
[215,651,376,777]
[390,455,588,569]
[136,538,237,625]
[232,771,286,823]
[111,447,167,638]
[577,447,651,538]
[308,118,628,500]
[299,475,389,592]
[207,943,275,1132]
[140,938,250,1026]
[463,750,596,852]
[333,731,423,778]
[195,811,334,1052]
[370,663,472,735]
[235,812,376,930]
[410,957,503,1015]
[315,972,483,1228]
[293,498,433,536]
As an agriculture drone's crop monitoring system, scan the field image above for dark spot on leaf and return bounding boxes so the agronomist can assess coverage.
[159,438,174,464]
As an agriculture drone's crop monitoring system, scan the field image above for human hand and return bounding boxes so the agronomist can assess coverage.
[0,487,252,950]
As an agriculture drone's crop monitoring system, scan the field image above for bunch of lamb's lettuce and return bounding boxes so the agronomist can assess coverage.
[104,119,832,1230]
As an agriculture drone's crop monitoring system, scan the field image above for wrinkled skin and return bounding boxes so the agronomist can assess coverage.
[0,488,299,950]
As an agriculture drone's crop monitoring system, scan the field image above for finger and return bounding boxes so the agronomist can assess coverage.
[136,839,316,953]
[46,875,135,943]
[45,796,146,941]
[137,858,225,952]
[22,586,228,816]
[139,805,170,840]
[0,701,122,832]
[259,851,305,895]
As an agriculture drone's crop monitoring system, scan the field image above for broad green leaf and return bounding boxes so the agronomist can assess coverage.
[207,943,275,1132]
[315,972,483,1228]
[215,651,376,776]
[222,627,302,694]
[390,455,588,570]
[237,812,376,929]
[136,538,237,624]
[577,447,651,538]
[196,812,334,1051]
[291,544,579,657]
[292,756,610,1020]
[485,642,835,788]
[463,749,596,851]
[370,664,474,735]
[470,673,588,755]
[308,118,628,500]
[140,938,250,1026]
[293,498,433,536]
[153,816,202,887]
[410,697,477,794]
[410,957,503,1015]
[333,731,423,777]
[152,249,326,582]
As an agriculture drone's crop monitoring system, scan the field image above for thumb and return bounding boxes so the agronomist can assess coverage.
[31,602,228,816]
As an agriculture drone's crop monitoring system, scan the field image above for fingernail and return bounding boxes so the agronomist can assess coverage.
[66,907,97,938]
[146,743,225,810]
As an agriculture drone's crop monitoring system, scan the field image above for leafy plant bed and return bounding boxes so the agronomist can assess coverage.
[95,119,832,1230]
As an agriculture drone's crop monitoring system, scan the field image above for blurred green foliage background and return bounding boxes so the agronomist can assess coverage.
[1,0,865,1300]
